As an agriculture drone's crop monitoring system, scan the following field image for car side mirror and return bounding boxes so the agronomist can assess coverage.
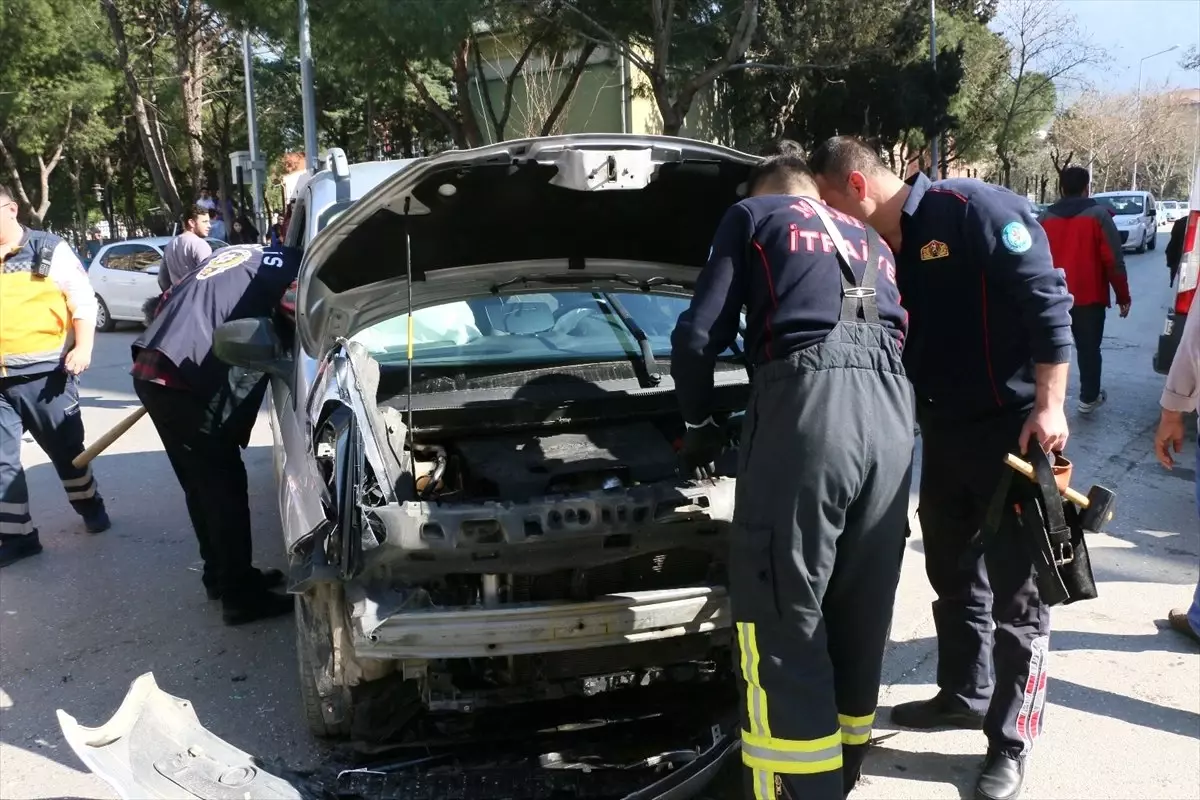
[213,317,292,378]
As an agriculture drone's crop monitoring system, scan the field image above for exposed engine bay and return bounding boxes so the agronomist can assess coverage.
[294,343,745,746]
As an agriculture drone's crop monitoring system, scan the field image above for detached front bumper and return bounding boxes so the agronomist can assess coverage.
[58,673,740,800]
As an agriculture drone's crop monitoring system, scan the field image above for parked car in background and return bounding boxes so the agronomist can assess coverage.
[1092,190,1158,253]
[1158,200,1185,224]
[1154,170,1200,374]
[88,235,228,331]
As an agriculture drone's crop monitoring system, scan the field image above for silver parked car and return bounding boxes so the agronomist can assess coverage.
[59,136,757,799]
[88,235,228,330]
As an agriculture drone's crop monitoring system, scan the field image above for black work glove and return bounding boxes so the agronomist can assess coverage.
[680,417,725,478]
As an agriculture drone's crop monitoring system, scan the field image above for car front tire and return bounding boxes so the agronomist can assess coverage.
[295,588,353,738]
[1134,228,1147,254]
[1148,229,1157,250]
[95,295,115,332]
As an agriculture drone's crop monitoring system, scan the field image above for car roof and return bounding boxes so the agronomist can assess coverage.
[103,236,172,248]
[1093,190,1152,197]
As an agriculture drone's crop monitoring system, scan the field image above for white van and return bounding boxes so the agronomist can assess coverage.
[1092,190,1158,253]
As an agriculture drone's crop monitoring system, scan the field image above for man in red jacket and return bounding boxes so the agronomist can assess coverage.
[1041,166,1131,414]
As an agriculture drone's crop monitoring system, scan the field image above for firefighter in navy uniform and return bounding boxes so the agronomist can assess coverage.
[132,244,299,625]
[0,183,110,568]
[672,143,915,799]
[811,137,1073,800]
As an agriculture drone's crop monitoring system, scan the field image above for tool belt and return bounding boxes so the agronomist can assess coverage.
[977,447,1099,607]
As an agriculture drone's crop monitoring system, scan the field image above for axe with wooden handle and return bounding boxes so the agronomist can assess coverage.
[71,407,148,469]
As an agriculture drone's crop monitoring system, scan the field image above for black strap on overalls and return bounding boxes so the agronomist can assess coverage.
[808,201,882,325]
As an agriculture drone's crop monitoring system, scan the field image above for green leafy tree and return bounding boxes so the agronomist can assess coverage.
[0,0,118,227]
[987,0,1103,187]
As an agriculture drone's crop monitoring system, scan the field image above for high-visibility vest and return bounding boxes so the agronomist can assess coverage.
[0,228,71,377]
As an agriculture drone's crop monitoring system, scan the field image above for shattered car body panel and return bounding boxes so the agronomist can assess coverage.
[58,672,742,800]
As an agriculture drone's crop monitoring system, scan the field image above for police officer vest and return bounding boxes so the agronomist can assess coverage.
[0,229,71,377]
[134,245,299,399]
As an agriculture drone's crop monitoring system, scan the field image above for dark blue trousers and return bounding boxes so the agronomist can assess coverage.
[916,408,1051,759]
[0,370,103,538]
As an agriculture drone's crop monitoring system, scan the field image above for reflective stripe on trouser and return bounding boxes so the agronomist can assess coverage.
[731,323,915,800]
[0,371,103,523]
[0,387,35,536]
[917,410,1053,757]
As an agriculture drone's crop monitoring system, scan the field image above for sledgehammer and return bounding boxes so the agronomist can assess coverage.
[71,407,148,469]
[1002,453,1116,530]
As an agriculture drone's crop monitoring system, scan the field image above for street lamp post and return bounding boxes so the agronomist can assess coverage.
[1131,44,1180,191]
[928,0,939,179]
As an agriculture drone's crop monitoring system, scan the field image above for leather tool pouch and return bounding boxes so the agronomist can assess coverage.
[974,448,1098,607]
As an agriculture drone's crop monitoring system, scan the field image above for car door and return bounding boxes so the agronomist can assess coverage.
[100,243,163,318]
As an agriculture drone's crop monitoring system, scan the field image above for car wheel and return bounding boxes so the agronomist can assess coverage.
[294,587,354,738]
[1134,230,1147,254]
[1148,230,1157,250]
[95,295,115,332]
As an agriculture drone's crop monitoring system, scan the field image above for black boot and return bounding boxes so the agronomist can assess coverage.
[222,589,295,626]
[0,531,43,568]
[890,692,985,730]
[975,750,1025,800]
[205,567,285,600]
[80,498,111,534]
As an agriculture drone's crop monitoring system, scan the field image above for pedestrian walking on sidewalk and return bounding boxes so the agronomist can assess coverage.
[0,183,111,568]
[811,137,1073,800]
[673,142,915,799]
[1040,166,1131,414]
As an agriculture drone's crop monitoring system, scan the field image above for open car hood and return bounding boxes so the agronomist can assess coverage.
[58,673,739,800]
[297,134,759,357]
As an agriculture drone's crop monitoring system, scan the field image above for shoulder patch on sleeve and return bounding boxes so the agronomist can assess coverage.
[1000,221,1032,254]
[195,246,253,280]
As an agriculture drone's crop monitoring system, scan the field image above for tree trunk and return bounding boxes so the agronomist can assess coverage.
[177,36,206,195]
[404,62,467,147]
[101,0,182,217]
[69,157,87,246]
[451,40,484,148]
[541,43,597,136]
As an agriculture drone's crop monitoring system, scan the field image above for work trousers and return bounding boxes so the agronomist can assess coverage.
[1070,304,1106,405]
[731,324,915,800]
[0,370,103,538]
[917,408,1052,758]
[133,379,255,599]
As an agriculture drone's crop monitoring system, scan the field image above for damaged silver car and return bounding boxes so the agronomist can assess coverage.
[59,135,759,799]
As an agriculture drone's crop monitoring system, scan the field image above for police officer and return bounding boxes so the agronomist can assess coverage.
[132,243,298,625]
[810,137,1073,800]
[0,183,110,568]
[672,142,915,799]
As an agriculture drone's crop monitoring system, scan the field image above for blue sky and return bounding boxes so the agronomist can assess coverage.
[1062,0,1200,91]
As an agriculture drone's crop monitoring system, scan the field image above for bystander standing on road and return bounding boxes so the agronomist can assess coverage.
[0,183,111,568]
[209,208,227,243]
[83,228,104,265]
[1153,239,1200,647]
[1040,166,1131,414]
[195,188,218,214]
[159,205,212,293]
[1166,214,1189,287]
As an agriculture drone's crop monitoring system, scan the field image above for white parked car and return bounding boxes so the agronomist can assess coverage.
[1092,190,1158,254]
[87,235,228,331]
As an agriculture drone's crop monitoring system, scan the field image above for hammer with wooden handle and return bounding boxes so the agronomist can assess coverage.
[1003,453,1116,530]
[71,407,148,469]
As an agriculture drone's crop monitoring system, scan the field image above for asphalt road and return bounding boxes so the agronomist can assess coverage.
[1,230,1197,800]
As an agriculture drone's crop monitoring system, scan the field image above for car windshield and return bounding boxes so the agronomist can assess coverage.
[351,291,743,367]
[317,201,352,232]
[1096,195,1145,215]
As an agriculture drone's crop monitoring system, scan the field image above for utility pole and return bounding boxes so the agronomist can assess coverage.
[298,0,320,173]
[241,31,265,236]
[1132,44,1180,191]
[928,0,939,179]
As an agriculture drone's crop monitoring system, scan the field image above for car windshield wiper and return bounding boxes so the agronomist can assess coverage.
[599,292,661,388]
[490,274,691,293]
